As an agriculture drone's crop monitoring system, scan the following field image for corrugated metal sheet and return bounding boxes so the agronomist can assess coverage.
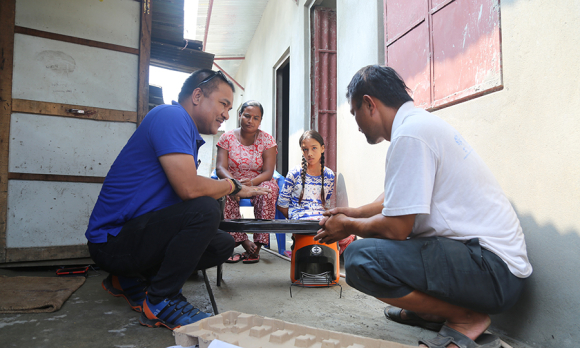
[151,0,213,72]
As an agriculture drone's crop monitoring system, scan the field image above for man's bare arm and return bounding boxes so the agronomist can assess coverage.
[324,192,385,219]
[215,147,234,180]
[159,153,269,200]
[314,213,416,244]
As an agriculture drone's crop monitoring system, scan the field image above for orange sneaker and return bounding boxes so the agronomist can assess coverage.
[102,274,147,312]
[140,293,211,330]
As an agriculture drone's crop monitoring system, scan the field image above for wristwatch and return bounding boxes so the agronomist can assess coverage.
[229,178,242,195]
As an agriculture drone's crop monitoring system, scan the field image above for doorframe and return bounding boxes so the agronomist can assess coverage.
[273,49,291,176]
[0,0,16,262]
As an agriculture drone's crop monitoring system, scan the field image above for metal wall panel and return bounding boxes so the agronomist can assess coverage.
[431,0,501,106]
[6,180,102,248]
[15,0,140,49]
[385,0,425,39]
[384,0,502,109]
[9,113,135,177]
[387,22,431,108]
[12,34,139,112]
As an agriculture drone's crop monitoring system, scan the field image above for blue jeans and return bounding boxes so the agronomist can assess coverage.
[88,197,234,303]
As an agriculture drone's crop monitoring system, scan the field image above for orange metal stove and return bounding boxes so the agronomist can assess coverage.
[290,234,339,286]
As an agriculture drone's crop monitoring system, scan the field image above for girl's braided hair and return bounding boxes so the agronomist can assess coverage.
[298,130,326,207]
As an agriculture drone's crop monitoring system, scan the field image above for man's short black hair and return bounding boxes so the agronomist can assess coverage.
[178,69,235,103]
[346,65,413,110]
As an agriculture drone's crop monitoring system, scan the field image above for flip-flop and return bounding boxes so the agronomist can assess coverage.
[419,325,501,348]
[243,254,260,264]
[385,307,444,332]
[225,253,243,263]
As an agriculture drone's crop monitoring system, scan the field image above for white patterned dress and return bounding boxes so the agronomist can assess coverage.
[278,166,335,220]
[278,165,355,254]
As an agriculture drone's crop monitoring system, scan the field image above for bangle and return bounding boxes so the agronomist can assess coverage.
[226,179,234,195]
[250,179,254,186]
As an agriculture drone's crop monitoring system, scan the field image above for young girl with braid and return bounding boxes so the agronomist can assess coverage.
[277,130,355,255]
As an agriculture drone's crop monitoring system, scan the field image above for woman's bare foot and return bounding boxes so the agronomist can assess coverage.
[241,240,257,256]
[419,312,491,348]
[253,244,262,257]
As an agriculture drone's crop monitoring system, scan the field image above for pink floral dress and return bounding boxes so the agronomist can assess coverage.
[216,130,279,245]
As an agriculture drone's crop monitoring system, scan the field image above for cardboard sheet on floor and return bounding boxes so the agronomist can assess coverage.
[0,275,86,313]
[174,311,414,348]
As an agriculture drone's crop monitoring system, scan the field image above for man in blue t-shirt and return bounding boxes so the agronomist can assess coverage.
[86,69,269,330]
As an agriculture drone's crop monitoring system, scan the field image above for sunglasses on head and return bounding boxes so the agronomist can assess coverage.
[196,70,226,90]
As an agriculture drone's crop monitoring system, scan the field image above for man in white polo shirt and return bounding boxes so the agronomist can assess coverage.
[314,65,532,348]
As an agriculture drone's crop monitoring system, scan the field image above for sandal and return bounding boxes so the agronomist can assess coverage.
[225,253,243,263]
[419,325,501,348]
[385,307,444,332]
[243,254,260,264]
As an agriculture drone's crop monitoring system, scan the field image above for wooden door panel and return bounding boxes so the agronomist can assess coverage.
[0,0,150,263]
[9,113,135,177]
[15,0,140,49]
[12,34,139,112]
[7,181,102,248]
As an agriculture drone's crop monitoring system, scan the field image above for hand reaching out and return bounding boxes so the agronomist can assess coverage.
[236,184,270,199]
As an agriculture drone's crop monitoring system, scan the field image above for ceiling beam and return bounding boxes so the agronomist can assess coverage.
[151,41,214,73]
[213,62,244,91]
[214,57,245,61]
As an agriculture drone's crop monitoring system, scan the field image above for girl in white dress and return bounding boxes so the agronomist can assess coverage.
[277,130,355,254]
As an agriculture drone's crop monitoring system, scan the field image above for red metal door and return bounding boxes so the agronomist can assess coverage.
[311,7,337,173]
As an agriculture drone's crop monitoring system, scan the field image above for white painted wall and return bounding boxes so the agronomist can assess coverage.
[224,0,580,344]
[433,1,580,347]
[238,0,580,346]
[335,1,580,347]
[335,0,385,208]
[230,0,312,168]
[199,132,222,178]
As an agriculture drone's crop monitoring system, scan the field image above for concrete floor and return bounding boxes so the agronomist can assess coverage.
[0,239,531,348]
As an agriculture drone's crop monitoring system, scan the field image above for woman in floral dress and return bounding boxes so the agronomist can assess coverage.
[216,100,278,263]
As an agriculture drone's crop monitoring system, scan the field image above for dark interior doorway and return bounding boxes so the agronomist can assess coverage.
[275,59,290,177]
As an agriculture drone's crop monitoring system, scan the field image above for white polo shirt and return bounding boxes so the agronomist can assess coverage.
[382,102,532,278]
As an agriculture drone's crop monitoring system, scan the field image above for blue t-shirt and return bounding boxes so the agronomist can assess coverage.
[85,102,205,243]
